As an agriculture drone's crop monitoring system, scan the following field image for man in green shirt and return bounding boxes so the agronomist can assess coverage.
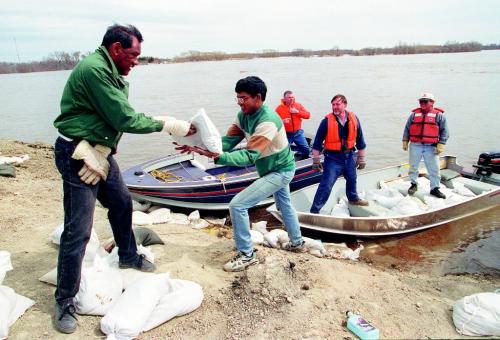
[176,76,306,272]
[52,24,194,333]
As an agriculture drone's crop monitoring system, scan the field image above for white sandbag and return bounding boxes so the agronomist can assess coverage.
[330,199,350,217]
[132,211,153,226]
[0,251,13,284]
[249,230,264,245]
[100,273,171,340]
[252,221,268,235]
[0,154,29,166]
[263,229,288,248]
[106,246,155,269]
[391,180,412,195]
[453,290,500,336]
[445,192,470,206]
[392,196,425,215]
[132,200,151,212]
[0,285,35,339]
[452,182,476,197]
[172,108,223,154]
[422,194,447,211]
[303,237,327,257]
[50,224,100,249]
[206,217,226,227]
[38,267,57,286]
[188,210,200,221]
[74,256,123,316]
[416,176,431,187]
[142,279,204,332]
[170,213,190,225]
[120,269,154,290]
[148,208,171,224]
[326,243,364,261]
[277,231,290,247]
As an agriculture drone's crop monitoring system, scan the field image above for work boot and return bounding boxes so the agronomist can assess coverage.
[408,182,418,195]
[348,199,369,206]
[54,302,77,334]
[119,254,156,272]
[430,187,446,199]
[283,240,308,253]
[223,251,258,272]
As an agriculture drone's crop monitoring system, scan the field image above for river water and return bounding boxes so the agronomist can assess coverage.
[1,50,499,275]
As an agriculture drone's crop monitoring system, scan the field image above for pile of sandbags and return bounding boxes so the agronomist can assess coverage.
[0,251,35,339]
[132,205,211,230]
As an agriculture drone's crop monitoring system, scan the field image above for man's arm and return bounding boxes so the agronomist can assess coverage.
[402,113,414,141]
[438,114,449,144]
[295,103,311,120]
[221,120,245,152]
[83,67,162,133]
[311,119,328,153]
[355,117,366,151]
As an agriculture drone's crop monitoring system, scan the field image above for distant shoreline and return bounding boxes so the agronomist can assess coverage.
[1,41,499,74]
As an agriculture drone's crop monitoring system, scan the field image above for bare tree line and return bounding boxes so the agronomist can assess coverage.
[1,42,498,74]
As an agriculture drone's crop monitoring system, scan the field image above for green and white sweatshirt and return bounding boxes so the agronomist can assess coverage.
[216,104,295,177]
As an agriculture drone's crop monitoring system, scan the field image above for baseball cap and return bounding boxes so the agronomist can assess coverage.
[419,92,435,102]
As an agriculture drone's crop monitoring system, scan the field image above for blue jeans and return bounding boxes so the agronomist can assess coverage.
[286,129,310,158]
[310,151,359,214]
[229,170,303,255]
[54,137,137,307]
[409,142,441,189]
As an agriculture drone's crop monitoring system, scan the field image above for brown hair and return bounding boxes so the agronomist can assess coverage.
[331,94,347,104]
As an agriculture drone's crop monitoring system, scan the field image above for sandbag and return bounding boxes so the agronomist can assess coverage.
[100,273,171,340]
[132,211,153,226]
[250,230,264,245]
[0,251,13,284]
[133,227,164,246]
[132,200,151,212]
[149,208,171,224]
[172,108,223,154]
[0,285,35,339]
[74,256,123,316]
[330,199,350,217]
[453,290,500,336]
[252,221,268,235]
[0,164,15,178]
[142,279,204,332]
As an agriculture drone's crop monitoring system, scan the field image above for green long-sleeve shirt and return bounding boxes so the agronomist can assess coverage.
[54,46,163,148]
[216,104,295,177]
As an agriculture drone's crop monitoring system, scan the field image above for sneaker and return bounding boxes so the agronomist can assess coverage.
[119,254,156,272]
[430,187,446,199]
[54,303,77,334]
[223,251,258,272]
[348,199,369,206]
[283,240,308,253]
[408,182,418,195]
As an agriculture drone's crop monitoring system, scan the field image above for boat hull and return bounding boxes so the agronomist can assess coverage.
[267,156,500,236]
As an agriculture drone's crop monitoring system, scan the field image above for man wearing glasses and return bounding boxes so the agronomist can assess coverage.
[176,76,306,272]
[402,93,449,198]
[275,90,311,159]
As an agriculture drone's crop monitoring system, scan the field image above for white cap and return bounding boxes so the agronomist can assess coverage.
[419,92,435,102]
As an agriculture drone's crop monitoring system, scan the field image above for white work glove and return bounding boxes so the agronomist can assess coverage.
[71,140,111,185]
[154,116,191,137]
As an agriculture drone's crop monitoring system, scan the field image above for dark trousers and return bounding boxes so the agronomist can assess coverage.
[54,137,137,307]
[310,151,359,213]
[286,129,310,158]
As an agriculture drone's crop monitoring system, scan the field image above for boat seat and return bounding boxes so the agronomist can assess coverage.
[348,200,396,217]
[453,177,495,195]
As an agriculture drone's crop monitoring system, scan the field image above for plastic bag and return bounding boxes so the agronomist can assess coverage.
[453,290,500,336]
[172,108,222,154]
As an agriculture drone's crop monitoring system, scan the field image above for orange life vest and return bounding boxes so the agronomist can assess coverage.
[408,107,444,144]
[275,101,310,133]
[324,111,358,151]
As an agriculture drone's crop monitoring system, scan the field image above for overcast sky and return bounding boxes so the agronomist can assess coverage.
[1,0,499,62]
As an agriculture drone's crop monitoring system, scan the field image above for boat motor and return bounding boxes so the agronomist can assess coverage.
[473,152,500,176]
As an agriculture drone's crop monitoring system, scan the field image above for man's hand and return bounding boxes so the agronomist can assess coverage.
[154,116,192,137]
[356,155,366,170]
[71,140,111,185]
[402,140,409,151]
[312,157,323,172]
[173,142,220,159]
[186,124,197,136]
[435,143,445,155]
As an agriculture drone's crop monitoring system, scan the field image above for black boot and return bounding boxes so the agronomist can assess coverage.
[408,182,418,195]
[430,187,446,199]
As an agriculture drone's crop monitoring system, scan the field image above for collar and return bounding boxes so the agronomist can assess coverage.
[98,46,127,86]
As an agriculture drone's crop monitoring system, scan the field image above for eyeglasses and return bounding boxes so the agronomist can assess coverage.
[419,99,430,104]
[236,96,251,104]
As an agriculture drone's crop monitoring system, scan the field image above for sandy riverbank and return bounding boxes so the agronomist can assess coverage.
[0,139,498,339]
